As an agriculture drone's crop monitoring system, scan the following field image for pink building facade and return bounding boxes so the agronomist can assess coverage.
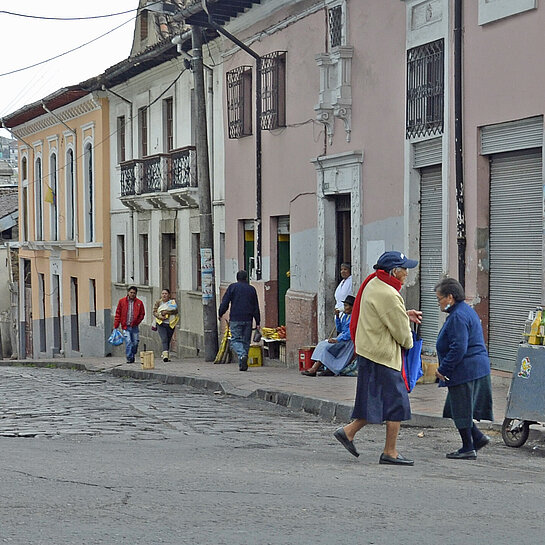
[212,0,545,371]
[220,0,408,364]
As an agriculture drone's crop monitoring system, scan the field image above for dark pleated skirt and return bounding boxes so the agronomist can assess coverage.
[351,355,412,423]
[443,375,494,429]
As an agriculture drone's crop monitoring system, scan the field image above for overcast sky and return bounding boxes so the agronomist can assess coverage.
[0,1,138,137]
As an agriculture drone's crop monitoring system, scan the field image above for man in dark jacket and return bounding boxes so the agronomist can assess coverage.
[219,270,261,371]
[114,286,146,363]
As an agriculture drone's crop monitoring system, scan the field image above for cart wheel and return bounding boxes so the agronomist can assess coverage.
[501,418,530,448]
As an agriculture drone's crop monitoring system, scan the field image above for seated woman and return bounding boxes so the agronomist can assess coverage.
[301,295,355,377]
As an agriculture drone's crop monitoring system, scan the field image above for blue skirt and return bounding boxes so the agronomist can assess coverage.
[311,339,354,375]
[351,356,411,423]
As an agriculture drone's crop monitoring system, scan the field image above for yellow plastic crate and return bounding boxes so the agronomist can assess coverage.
[248,345,263,367]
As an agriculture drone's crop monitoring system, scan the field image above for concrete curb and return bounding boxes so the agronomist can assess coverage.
[0,360,506,433]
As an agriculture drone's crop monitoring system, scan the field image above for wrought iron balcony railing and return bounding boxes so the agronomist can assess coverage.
[142,154,168,193]
[119,146,197,198]
[120,159,141,196]
[169,146,197,189]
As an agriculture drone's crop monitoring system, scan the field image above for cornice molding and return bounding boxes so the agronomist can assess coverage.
[12,95,103,139]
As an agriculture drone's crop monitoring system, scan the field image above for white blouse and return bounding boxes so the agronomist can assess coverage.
[334,276,353,311]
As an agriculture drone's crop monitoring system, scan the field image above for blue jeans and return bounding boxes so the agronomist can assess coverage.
[123,326,140,362]
[229,321,252,364]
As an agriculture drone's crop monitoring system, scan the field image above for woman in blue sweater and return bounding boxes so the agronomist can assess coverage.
[435,278,493,460]
[301,295,355,377]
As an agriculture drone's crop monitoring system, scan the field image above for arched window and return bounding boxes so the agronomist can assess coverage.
[83,143,94,242]
[66,148,75,240]
[50,152,58,240]
[35,157,43,241]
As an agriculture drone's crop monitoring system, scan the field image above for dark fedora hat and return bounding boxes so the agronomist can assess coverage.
[343,295,356,306]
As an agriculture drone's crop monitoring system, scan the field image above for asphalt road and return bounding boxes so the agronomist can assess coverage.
[0,367,544,545]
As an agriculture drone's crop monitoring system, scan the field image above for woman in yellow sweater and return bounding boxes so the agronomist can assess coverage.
[333,251,422,466]
[153,289,179,362]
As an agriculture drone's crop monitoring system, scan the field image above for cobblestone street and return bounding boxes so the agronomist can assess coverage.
[1,367,545,545]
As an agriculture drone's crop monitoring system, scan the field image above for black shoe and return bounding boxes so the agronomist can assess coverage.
[474,435,490,451]
[379,453,414,466]
[446,449,477,460]
[333,427,359,458]
[239,356,248,371]
[317,369,335,377]
[301,370,317,377]
[126,359,135,364]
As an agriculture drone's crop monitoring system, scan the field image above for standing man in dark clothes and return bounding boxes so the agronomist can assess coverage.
[219,270,261,371]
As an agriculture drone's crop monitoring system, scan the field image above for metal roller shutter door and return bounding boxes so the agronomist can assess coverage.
[420,165,442,353]
[489,149,543,371]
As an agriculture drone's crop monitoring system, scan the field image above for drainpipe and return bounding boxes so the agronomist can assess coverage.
[205,64,215,201]
[41,101,79,248]
[454,0,466,287]
[200,7,263,280]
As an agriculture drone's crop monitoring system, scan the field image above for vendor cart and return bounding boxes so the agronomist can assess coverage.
[502,343,545,447]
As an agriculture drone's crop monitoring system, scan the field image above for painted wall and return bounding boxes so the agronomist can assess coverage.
[222,0,408,362]
[107,49,226,358]
[462,2,545,304]
[16,94,111,358]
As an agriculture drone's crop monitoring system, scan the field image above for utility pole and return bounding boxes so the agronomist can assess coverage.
[191,28,218,361]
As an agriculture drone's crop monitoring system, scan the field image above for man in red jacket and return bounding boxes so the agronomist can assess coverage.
[114,286,145,363]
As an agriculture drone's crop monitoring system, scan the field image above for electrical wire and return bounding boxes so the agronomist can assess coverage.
[0,17,135,78]
[0,8,140,20]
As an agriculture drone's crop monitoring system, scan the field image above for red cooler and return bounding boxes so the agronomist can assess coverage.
[298,347,315,371]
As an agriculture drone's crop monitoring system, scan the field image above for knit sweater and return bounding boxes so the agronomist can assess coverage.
[218,281,261,325]
[436,301,490,387]
[354,277,413,371]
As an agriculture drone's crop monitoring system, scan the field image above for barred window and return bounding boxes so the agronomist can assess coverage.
[260,51,286,130]
[328,5,343,49]
[226,66,253,139]
[406,39,444,139]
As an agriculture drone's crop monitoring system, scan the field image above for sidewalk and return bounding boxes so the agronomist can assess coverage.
[2,355,513,431]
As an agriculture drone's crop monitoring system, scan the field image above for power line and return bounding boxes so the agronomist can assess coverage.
[0,8,138,20]
[0,17,135,78]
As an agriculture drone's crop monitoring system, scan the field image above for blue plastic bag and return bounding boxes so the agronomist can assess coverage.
[401,326,423,392]
[108,328,124,346]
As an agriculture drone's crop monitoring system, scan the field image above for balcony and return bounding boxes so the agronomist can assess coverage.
[119,146,198,210]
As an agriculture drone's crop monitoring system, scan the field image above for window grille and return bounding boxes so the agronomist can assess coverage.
[406,39,444,139]
[260,52,286,130]
[226,66,253,138]
[328,5,343,49]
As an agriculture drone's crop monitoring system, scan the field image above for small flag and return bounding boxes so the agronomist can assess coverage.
[45,185,55,204]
